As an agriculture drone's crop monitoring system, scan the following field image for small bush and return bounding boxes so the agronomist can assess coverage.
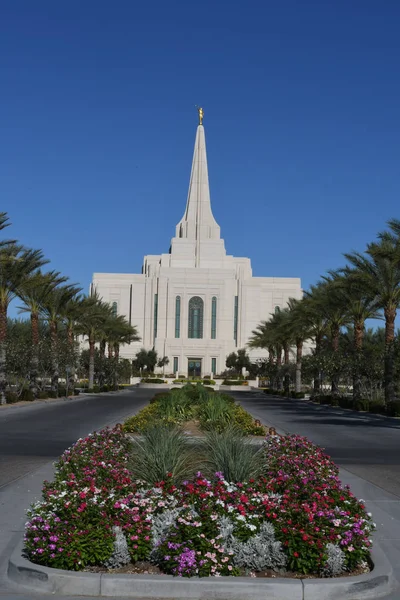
[354,398,369,412]
[202,427,264,482]
[368,400,386,414]
[5,391,18,403]
[101,385,109,392]
[129,425,197,485]
[58,388,67,398]
[37,391,49,400]
[222,380,248,386]
[73,389,80,396]
[338,396,352,409]
[141,378,165,384]
[20,388,35,402]
[47,391,58,399]
[290,391,305,399]
[387,400,400,417]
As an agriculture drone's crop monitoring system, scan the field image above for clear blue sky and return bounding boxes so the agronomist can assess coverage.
[2,1,400,318]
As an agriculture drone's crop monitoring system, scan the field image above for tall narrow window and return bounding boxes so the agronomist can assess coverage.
[188,296,204,339]
[173,356,179,374]
[175,296,181,338]
[153,294,158,341]
[211,357,217,375]
[234,296,238,345]
[211,296,217,339]
[111,301,118,316]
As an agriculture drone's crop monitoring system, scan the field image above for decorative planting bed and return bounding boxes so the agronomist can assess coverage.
[23,384,375,581]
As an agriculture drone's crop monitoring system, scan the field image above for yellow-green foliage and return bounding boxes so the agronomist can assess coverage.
[123,384,265,436]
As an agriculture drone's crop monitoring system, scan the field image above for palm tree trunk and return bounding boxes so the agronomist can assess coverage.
[353,320,364,404]
[67,326,75,395]
[0,302,7,404]
[114,344,120,389]
[268,346,275,390]
[276,346,283,391]
[98,339,106,386]
[384,306,396,404]
[283,343,290,395]
[89,333,95,389]
[331,325,340,398]
[313,331,323,396]
[295,339,303,394]
[30,312,40,397]
[50,321,59,394]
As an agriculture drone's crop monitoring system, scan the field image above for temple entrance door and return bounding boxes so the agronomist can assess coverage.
[188,358,202,378]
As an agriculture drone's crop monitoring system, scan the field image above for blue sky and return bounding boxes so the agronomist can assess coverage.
[2,1,400,319]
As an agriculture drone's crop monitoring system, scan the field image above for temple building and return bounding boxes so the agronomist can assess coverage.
[91,112,303,377]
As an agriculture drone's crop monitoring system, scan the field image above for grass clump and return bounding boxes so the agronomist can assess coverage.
[202,427,264,482]
[128,425,198,485]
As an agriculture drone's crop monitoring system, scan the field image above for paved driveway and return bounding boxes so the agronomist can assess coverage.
[233,391,400,498]
[0,388,153,489]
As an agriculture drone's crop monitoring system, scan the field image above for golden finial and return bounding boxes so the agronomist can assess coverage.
[197,106,204,125]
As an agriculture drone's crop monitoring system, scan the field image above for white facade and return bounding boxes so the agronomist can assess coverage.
[92,122,303,376]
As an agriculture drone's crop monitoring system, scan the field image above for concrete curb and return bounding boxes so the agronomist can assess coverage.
[8,538,396,599]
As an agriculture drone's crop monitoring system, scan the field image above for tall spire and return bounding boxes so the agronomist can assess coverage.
[175,118,221,249]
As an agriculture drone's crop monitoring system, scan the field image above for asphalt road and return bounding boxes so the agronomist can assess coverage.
[0,388,154,489]
[234,391,400,498]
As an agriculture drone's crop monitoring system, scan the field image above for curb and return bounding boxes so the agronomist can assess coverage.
[8,538,396,599]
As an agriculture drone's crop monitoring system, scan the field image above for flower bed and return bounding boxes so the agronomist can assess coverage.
[123,384,265,435]
[24,426,374,577]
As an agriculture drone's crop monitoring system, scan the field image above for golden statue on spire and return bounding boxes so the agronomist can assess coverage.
[198,106,204,125]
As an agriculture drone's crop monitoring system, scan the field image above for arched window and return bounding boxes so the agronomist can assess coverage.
[111,301,118,316]
[188,296,204,339]
[211,296,217,339]
[175,296,181,338]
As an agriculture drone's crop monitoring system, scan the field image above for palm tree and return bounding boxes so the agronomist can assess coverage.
[103,314,139,387]
[0,244,48,403]
[0,212,16,248]
[328,271,381,403]
[286,298,313,394]
[249,313,285,391]
[61,296,85,394]
[77,294,114,389]
[305,281,351,397]
[298,291,329,397]
[345,235,400,404]
[40,284,82,393]
[18,270,68,396]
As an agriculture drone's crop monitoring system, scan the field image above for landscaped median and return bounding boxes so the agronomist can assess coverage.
[8,384,395,599]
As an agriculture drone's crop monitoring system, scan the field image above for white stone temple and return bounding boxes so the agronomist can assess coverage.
[91,114,303,377]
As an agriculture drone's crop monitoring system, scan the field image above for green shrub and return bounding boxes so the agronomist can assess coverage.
[202,427,264,482]
[141,378,165,384]
[93,385,100,393]
[354,398,369,412]
[150,391,171,404]
[20,388,35,402]
[37,391,49,400]
[318,395,332,405]
[222,380,249,386]
[73,389,80,396]
[47,391,58,399]
[129,425,197,485]
[5,391,18,403]
[101,385,109,392]
[198,396,236,432]
[338,396,352,409]
[58,388,67,398]
[387,400,400,417]
[290,391,305,399]
[368,400,386,415]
